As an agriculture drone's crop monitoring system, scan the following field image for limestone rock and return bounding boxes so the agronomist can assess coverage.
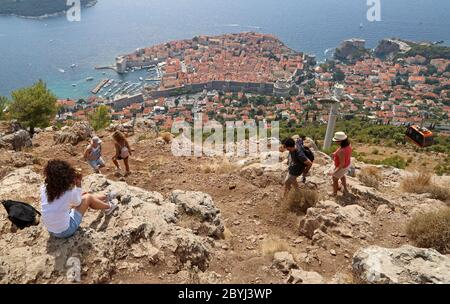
[1,130,32,151]
[54,121,93,145]
[352,245,450,284]
[170,190,225,239]
[0,170,219,283]
[299,201,372,240]
[273,252,298,274]
[287,268,324,284]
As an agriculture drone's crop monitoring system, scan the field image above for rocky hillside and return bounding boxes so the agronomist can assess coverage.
[0,120,449,284]
[0,0,96,17]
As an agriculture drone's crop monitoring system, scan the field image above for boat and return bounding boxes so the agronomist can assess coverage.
[72,84,77,87]
[58,68,65,73]
[139,77,144,81]
[86,77,94,81]
[359,23,364,29]
[71,64,77,68]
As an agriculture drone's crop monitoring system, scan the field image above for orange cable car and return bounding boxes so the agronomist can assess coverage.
[405,125,434,148]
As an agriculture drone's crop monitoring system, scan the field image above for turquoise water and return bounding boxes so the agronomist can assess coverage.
[0,0,449,99]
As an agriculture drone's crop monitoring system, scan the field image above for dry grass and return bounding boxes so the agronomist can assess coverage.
[358,166,382,189]
[285,188,319,214]
[261,237,291,258]
[401,172,450,202]
[135,132,156,143]
[406,208,450,254]
[201,158,240,174]
[160,132,173,144]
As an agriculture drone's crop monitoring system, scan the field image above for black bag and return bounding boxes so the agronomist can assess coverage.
[295,138,315,162]
[303,146,315,162]
[2,200,41,230]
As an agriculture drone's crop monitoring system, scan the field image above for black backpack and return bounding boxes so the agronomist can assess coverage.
[295,138,315,162]
[303,146,315,162]
[2,200,41,230]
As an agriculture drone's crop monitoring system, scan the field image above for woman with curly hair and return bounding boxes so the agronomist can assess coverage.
[112,130,132,176]
[40,160,118,238]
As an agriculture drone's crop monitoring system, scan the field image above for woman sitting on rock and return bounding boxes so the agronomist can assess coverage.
[330,132,352,196]
[40,160,117,239]
[112,131,132,176]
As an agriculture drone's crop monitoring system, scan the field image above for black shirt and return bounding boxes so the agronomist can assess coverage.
[288,149,308,177]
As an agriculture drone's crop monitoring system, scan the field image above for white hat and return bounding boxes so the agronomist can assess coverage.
[92,136,102,144]
[332,132,348,142]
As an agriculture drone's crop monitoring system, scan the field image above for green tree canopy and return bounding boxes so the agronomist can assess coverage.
[9,80,57,135]
[89,105,111,131]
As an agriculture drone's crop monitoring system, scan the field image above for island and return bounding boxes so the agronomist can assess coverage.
[0,0,97,18]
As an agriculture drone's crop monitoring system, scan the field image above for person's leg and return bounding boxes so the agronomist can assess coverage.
[341,175,349,194]
[123,157,130,175]
[112,157,121,170]
[284,175,293,198]
[75,194,111,216]
[332,177,339,196]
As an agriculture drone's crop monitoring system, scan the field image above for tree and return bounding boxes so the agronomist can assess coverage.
[89,105,111,131]
[0,96,9,120]
[333,68,346,82]
[9,80,57,135]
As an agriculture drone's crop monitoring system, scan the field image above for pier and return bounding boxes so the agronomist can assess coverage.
[91,79,109,94]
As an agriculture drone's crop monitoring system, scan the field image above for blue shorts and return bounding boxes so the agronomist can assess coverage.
[52,210,83,239]
[88,158,105,170]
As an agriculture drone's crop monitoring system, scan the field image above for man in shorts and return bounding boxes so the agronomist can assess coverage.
[282,138,313,198]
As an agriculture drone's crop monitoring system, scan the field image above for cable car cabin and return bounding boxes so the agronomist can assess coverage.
[405,125,434,148]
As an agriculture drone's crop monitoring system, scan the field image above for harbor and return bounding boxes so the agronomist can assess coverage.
[89,65,162,100]
[91,79,109,94]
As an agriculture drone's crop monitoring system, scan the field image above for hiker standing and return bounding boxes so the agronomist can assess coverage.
[294,135,315,183]
[282,138,313,198]
[330,132,352,196]
[84,136,105,174]
[40,160,117,239]
[112,131,132,176]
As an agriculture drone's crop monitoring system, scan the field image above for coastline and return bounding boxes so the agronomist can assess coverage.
[0,0,97,20]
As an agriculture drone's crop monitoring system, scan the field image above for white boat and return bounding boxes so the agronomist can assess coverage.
[86,77,94,81]
[58,68,65,73]
[139,77,144,81]
[71,64,77,68]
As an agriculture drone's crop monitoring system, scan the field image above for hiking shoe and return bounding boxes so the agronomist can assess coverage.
[105,202,118,216]
[106,190,118,202]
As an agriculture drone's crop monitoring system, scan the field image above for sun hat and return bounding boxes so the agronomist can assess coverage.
[92,136,102,144]
[332,132,348,142]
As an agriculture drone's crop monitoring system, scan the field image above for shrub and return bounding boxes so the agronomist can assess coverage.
[371,149,379,155]
[406,208,450,254]
[380,156,407,169]
[359,166,382,189]
[160,132,173,144]
[261,237,291,258]
[285,188,319,214]
[401,172,450,202]
[201,158,240,174]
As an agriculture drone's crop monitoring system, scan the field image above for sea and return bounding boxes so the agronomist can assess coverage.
[0,0,449,99]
